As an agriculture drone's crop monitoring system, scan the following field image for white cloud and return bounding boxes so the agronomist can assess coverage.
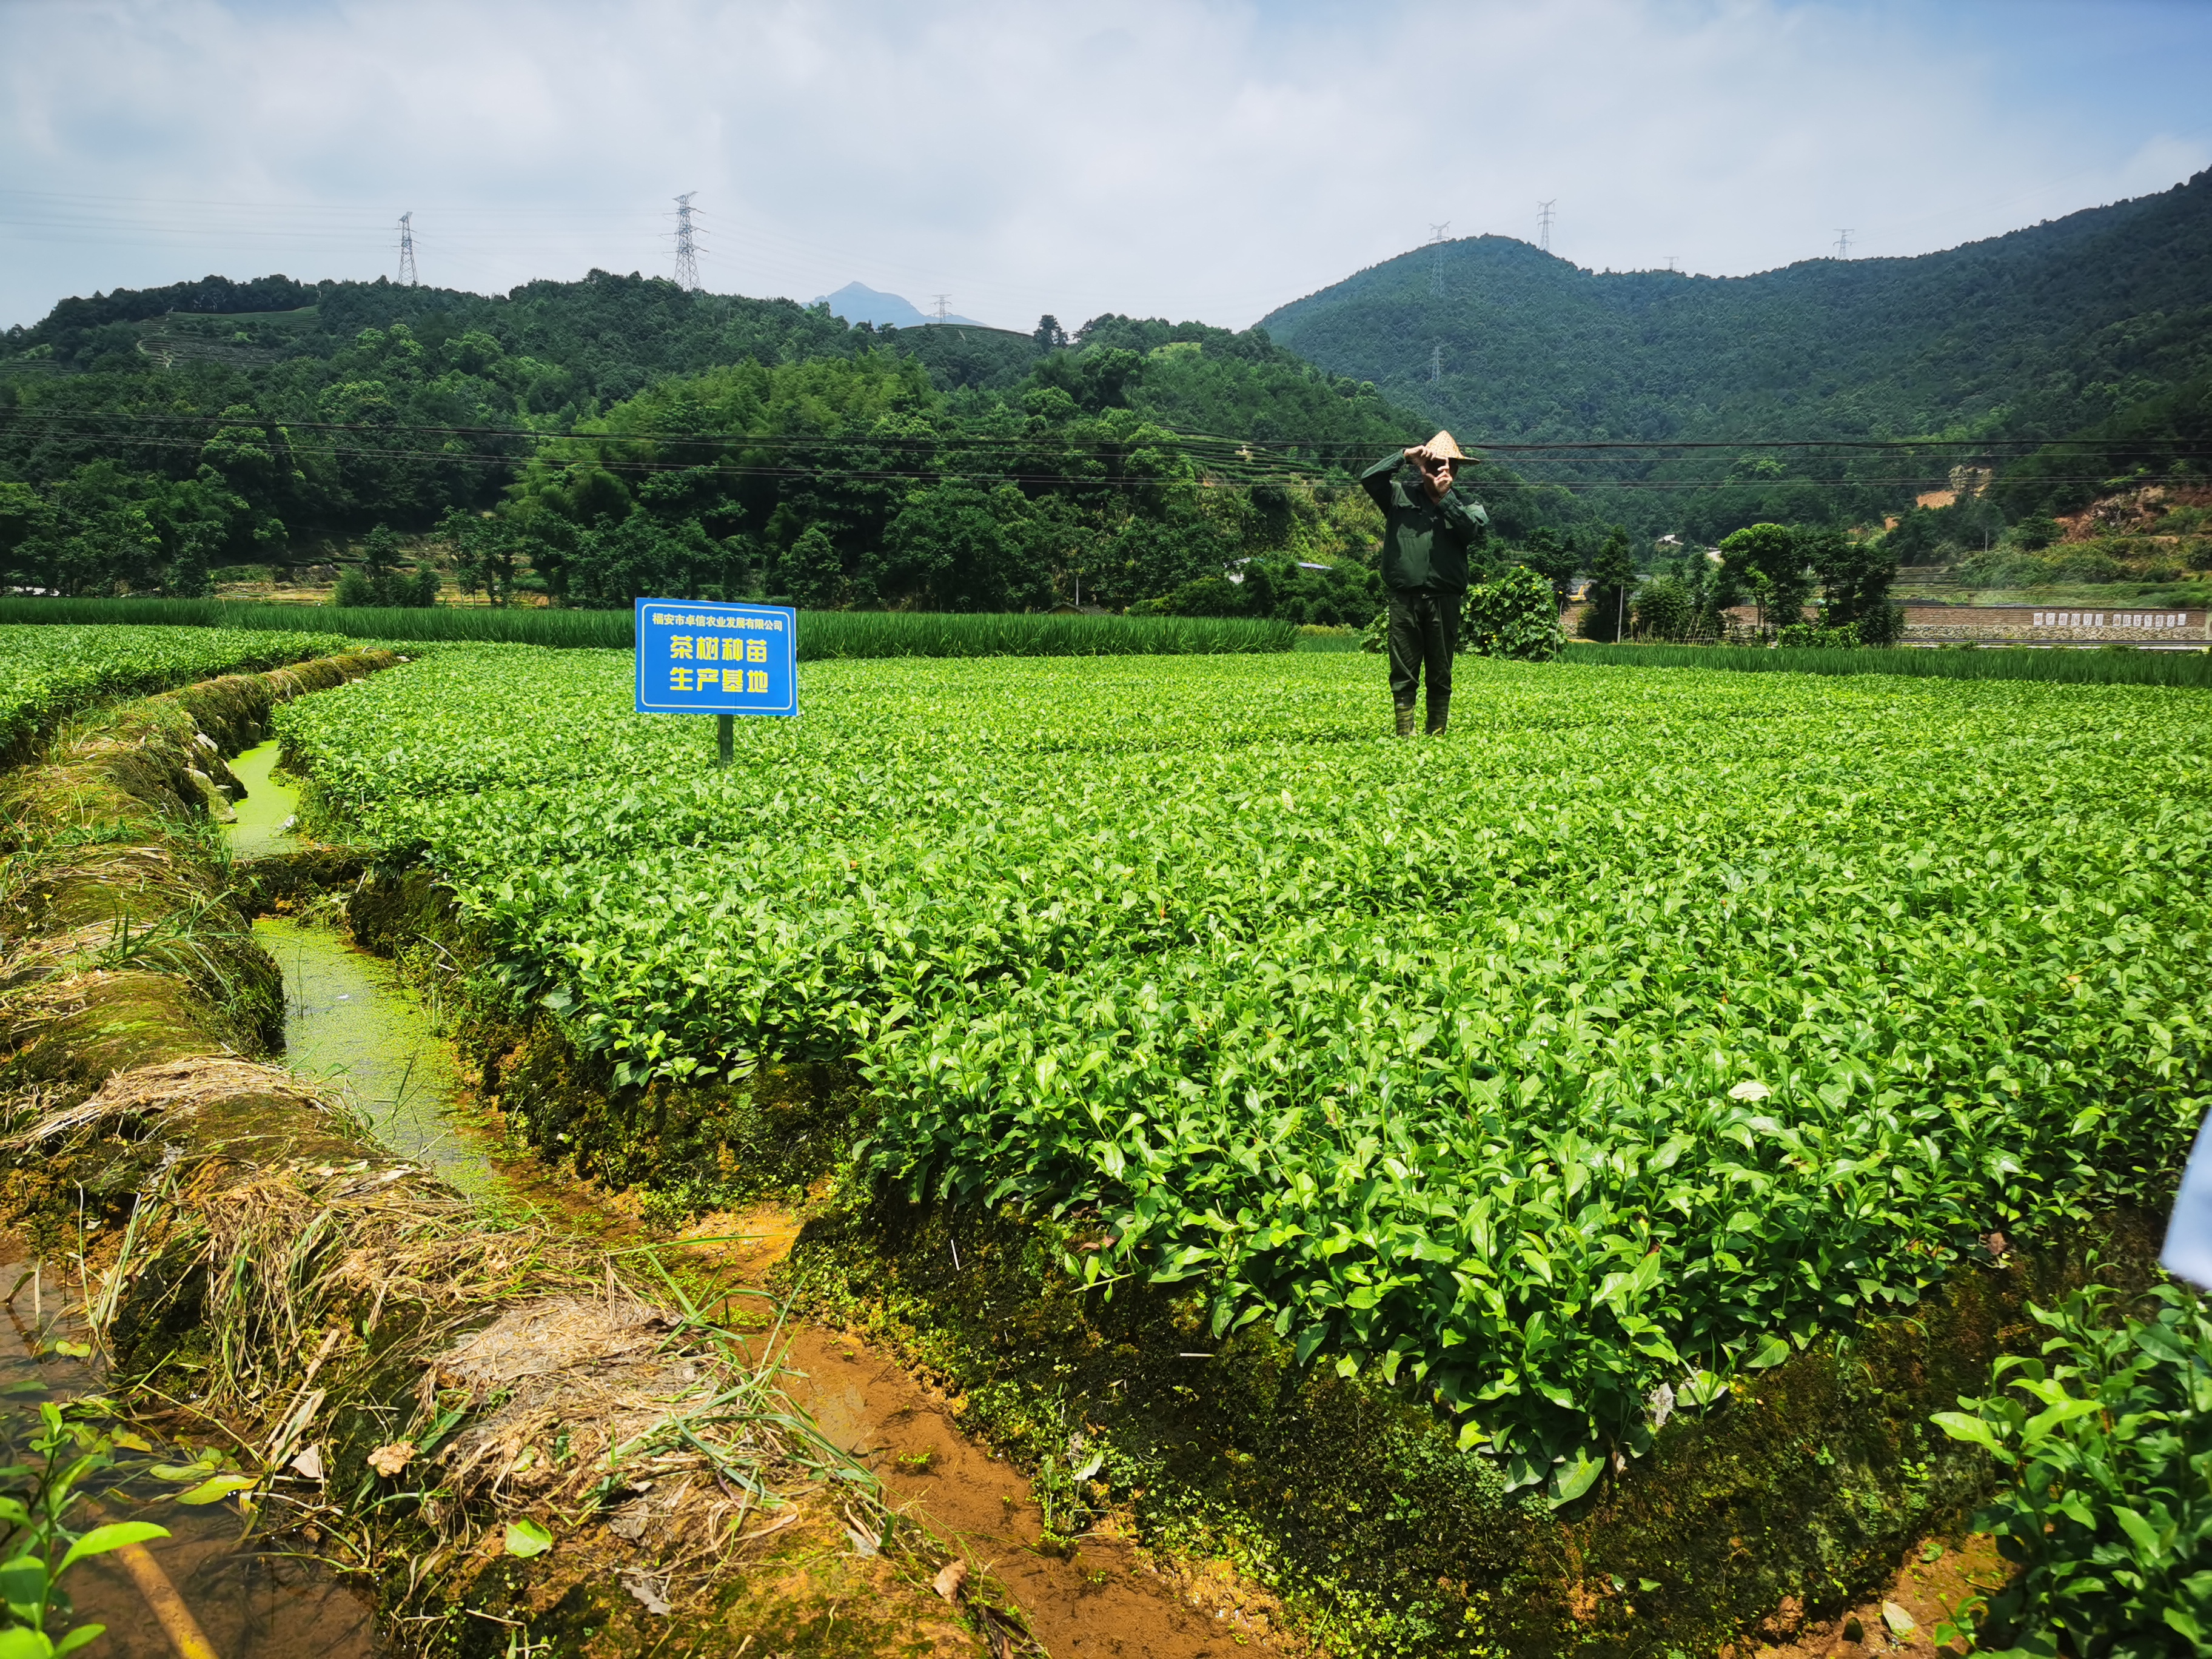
[2,0,2205,332]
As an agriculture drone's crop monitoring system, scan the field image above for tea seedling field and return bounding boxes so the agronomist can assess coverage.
[279,648,2212,1500]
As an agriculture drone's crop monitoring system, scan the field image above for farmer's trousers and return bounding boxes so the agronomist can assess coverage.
[1387,588,1461,722]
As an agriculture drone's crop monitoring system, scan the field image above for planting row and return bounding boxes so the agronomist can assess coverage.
[279,648,2212,1499]
[0,598,1295,656]
[0,623,349,759]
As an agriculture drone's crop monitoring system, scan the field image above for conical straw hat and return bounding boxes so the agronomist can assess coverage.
[1429,431,1471,463]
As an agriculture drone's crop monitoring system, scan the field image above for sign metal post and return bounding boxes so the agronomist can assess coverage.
[632,598,799,761]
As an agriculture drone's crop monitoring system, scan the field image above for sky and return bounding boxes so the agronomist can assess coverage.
[3,0,2208,334]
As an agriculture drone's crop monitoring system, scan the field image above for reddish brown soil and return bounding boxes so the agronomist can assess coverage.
[1743,1532,2007,1658]
[450,1099,1305,1658]
[780,1326,1305,1658]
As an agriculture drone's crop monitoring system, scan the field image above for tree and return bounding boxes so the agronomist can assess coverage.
[1632,573,1694,640]
[1717,523,1811,636]
[1031,315,1069,351]
[0,483,55,587]
[361,524,401,581]
[1580,526,1637,643]
[1022,347,1146,414]
[168,526,217,598]
[440,508,523,606]
[1091,512,1225,608]
[872,483,1048,611]
[782,525,845,609]
[1804,528,1902,645]
[560,514,732,608]
[1516,526,1579,607]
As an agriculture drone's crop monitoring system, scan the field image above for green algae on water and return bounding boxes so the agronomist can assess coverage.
[226,739,301,858]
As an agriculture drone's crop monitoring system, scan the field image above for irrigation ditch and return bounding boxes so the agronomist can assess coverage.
[0,657,1068,1659]
[0,652,2171,1658]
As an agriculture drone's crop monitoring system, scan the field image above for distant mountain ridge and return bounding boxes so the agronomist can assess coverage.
[1262,170,2212,454]
[812,281,985,329]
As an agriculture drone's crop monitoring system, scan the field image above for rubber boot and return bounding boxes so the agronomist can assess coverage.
[1425,695,1449,737]
[1393,703,1417,738]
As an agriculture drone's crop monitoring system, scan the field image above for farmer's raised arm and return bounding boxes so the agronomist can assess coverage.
[1361,449,1410,514]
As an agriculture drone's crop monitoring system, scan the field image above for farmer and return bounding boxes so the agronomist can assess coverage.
[1361,432,1489,736]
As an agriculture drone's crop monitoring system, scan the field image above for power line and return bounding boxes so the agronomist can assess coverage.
[397,212,417,287]
[1537,200,1556,254]
[672,193,700,292]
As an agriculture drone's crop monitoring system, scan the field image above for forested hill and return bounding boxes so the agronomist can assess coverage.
[1262,169,2212,450]
[2,268,1548,609]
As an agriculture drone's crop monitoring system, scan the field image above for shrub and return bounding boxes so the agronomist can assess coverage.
[1463,565,1564,662]
[1777,622,1862,649]
[332,562,440,609]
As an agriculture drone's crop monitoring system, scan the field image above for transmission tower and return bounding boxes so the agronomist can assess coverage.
[673,193,700,290]
[1429,344,1442,384]
[1834,227,1853,259]
[1537,200,1556,253]
[1427,223,1450,296]
[1664,255,1679,273]
[931,293,950,324]
[397,212,417,287]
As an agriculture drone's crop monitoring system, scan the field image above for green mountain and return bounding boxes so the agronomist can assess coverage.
[1262,170,2212,536]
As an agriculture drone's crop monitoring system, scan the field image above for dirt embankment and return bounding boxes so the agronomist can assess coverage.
[0,659,988,1659]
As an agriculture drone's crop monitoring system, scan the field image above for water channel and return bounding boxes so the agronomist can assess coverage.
[229,743,491,1196]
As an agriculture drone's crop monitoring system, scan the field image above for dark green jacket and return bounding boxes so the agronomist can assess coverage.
[1361,452,1489,593]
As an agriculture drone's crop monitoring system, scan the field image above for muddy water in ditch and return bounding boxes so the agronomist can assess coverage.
[0,1273,376,1659]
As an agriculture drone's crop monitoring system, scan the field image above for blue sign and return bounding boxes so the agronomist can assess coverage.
[634,599,797,717]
